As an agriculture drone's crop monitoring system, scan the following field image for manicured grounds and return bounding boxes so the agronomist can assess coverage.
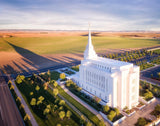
[16,76,80,126]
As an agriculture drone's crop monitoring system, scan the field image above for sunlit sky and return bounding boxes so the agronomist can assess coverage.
[0,0,160,31]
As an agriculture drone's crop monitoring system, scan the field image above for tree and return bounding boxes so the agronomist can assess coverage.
[59,100,65,106]
[114,108,120,116]
[80,115,85,125]
[47,70,51,81]
[66,110,72,119]
[38,96,45,102]
[94,96,101,104]
[43,108,50,118]
[43,82,48,90]
[37,100,42,106]
[53,105,58,112]
[35,85,40,91]
[37,96,44,106]
[98,119,105,126]
[19,104,25,109]
[53,88,59,97]
[86,122,92,126]
[135,117,147,126]
[76,87,82,92]
[144,90,153,100]
[54,81,58,88]
[103,105,109,113]
[47,70,50,76]
[59,111,65,120]
[157,72,160,79]
[59,106,63,111]
[107,110,116,121]
[60,73,66,80]
[16,75,25,84]
[46,105,51,111]
[16,97,21,102]
[155,104,160,113]
[30,92,34,96]
[24,114,30,121]
[153,88,158,95]
[30,98,36,106]
[8,80,12,86]
[110,110,116,117]
[107,114,113,121]
[10,85,14,90]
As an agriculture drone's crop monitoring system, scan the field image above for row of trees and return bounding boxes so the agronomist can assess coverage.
[105,49,149,60]
[8,80,31,125]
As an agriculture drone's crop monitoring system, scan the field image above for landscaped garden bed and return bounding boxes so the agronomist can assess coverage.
[71,65,80,72]
[60,68,75,75]
[65,79,124,123]
[136,102,145,110]
[140,80,160,98]
[122,107,135,116]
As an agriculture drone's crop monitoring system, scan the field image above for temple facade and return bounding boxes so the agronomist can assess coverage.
[74,29,139,110]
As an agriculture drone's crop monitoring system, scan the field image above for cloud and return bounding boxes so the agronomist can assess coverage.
[0,0,160,31]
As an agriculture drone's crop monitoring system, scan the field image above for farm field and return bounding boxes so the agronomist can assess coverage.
[1,36,160,54]
[0,31,160,74]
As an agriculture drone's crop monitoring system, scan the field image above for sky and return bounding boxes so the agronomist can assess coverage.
[0,0,160,31]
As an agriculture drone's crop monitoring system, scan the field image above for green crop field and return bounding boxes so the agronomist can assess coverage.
[0,36,160,54]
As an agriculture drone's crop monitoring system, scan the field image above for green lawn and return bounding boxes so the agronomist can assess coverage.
[57,86,101,125]
[16,77,80,126]
[1,36,160,54]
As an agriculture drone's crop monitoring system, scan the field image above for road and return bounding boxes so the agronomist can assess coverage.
[10,61,81,79]
[141,65,160,85]
[0,76,24,126]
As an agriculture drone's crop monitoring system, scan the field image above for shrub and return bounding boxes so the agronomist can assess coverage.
[60,73,66,80]
[103,105,109,113]
[135,117,147,126]
[59,111,65,120]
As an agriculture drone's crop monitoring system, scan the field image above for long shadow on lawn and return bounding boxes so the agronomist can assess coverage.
[5,41,54,69]
[3,40,81,75]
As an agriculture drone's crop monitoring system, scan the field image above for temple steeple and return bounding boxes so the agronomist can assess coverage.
[84,26,97,60]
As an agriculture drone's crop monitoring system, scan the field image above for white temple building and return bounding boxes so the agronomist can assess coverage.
[73,29,139,110]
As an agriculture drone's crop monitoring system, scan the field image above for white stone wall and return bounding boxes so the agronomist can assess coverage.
[79,59,139,110]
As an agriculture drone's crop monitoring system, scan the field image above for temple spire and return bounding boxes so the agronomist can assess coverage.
[84,25,97,60]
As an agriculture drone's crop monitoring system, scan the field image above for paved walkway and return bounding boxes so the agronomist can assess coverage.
[11,80,38,126]
[118,98,160,126]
